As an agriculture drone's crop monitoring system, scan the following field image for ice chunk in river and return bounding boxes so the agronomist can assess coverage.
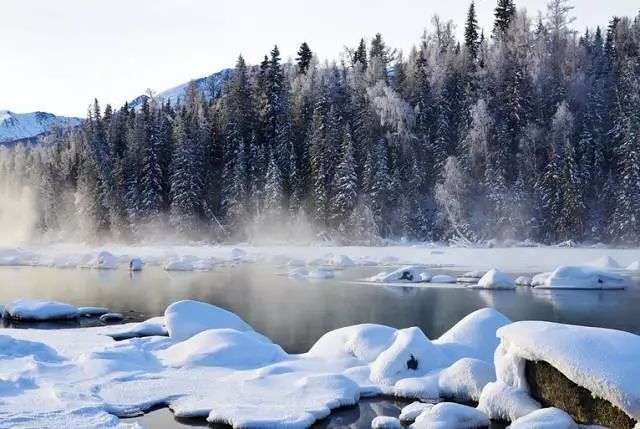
[533,265,628,289]
[165,300,253,341]
[367,266,430,283]
[128,258,142,271]
[329,254,355,267]
[429,274,456,284]
[3,299,79,321]
[163,258,194,271]
[470,269,516,290]
[89,251,119,269]
[514,276,532,287]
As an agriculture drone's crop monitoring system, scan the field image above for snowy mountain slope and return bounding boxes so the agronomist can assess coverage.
[129,68,233,108]
[0,110,81,144]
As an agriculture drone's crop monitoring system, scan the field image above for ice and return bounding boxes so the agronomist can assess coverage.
[371,416,402,428]
[477,381,540,421]
[164,300,253,341]
[128,258,142,271]
[231,247,247,259]
[89,251,119,269]
[399,401,433,423]
[586,255,622,269]
[3,299,79,321]
[157,328,286,368]
[410,402,490,429]
[533,266,628,289]
[509,407,578,429]
[163,258,194,271]
[78,306,110,316]
[497,321,640,420]
[367,266,430,283]
[307,268,335,279]
[627,261,640,271]
[430,274,456,284]
[514,276,532,287]
[468,269,516,289]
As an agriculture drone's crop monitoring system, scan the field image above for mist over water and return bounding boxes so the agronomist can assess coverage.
[0,182,37,246]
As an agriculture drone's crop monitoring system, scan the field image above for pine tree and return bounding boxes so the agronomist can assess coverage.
[296,42,313,74]
[492,0,516,39]
[330,126,357,232]
[464,1,480,59]
[352,38,367,70]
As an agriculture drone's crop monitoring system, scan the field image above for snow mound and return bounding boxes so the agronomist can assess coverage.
[371,416,402,428]
[90,251,119,269]
[456,270,486,284]
[438,357,495,401]
[477,381,540,421]
[367,266,430,283]
[308,323,397,362]
[587,255,622,269]
[509,407,578,429]
[430,274,456,284]
[164,300,253,341]
[287,267,309,278]
[435,308,511,363]
[99,313,124,323]
[163,258,194,271]
[307,268,335,279]
[468,269,516,289]
[514,276,532,287]
[533,266,628,289]
[370,327,444,385]
[3,299,79,321]
[399,401,433,423]
[158,328,285,368]
[231,247,247,259]
[626,261,640,271]
[411,402,489,429]
[329,254,355,267]
[497,321,640,420]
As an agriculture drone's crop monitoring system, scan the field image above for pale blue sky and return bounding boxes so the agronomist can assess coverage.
[1,0,636,117]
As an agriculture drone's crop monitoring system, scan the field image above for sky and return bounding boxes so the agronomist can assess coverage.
[1,0,637,117]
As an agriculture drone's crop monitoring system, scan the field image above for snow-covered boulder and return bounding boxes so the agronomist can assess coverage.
[371,416,401,429]
[3,299,79,321]
[434,308,511,363]
[163,258,194,271]
[411,402,490,429]
[399,402,433,423]
[329,254,355,267]
[477,381,540,421]
[99,312,123,323]
[533,266,628,289]
[587,255,622,270]
[437,357,495,401]
[470,269,516,290]
[456,270,486,284]
[128,258,142,271]
[370,327,444,385]
[514,276,532,287]
[90,251,118,269]
[367,266,430,283]
[158,328,285,368]
[495,321,640,421]
[164,300,253,341]
[430,274,456,284]
[231,247,247,259]
[509,407,578,429]
[308,323,398,363]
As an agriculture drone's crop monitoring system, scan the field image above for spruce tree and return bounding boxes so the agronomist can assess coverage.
[296,42,313,74]
[464,1,480,60]
[492,0,516,39]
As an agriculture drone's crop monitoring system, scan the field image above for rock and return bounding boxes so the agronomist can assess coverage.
[473,269,516,289]
[3,299,79,321]
[129,258,142,271]
[525,360,636,429]
[399,401,433,423]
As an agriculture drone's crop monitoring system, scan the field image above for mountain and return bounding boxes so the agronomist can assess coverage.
[0,110,81,145]
[129,68,233,108]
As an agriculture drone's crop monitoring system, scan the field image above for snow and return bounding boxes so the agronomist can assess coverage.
[410,402,490,429]
[509,408,578,429]
[457,270,486,283]
[367,266,430,283]
[308,323,398,362]
[514,276,532,287]
[533,266,628,289]
[496,321,640,421]
[100,312,124,322]
[399,401,433,423]
[371,416,402,428]
[430,274,456,284]
[471,268,516,289]
[477,381,540,421]
[627,261,640,271]
[586,255,622,269]
[307,268,335,279]
[437,358,495,401]
[3,299,79,321]
[164,300,253,341]
[163,258,194,271]
[329,254,355,267]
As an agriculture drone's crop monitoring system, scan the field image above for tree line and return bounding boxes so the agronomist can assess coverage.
[2,0,640,245]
